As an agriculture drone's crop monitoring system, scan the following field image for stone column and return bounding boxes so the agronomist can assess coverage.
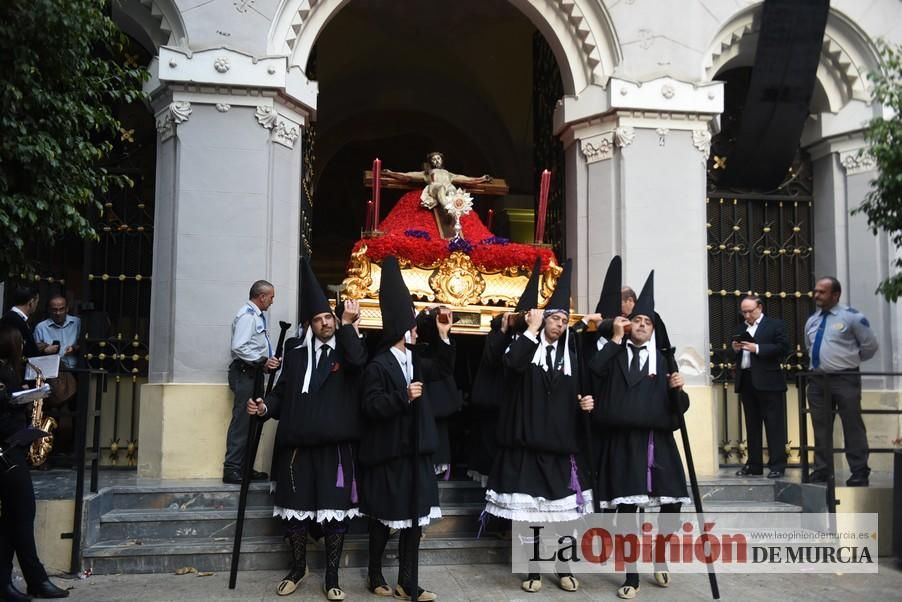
[556,77,724,474]
[138,48,315,478]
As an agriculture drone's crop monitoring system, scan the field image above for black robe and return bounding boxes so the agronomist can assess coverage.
[589,341,690,508]
[358,340,454,525]
[485,331,592,521]
[263,324,367,519]
[466,323,510,483]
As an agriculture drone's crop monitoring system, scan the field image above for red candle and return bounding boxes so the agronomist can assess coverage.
[535,169,551,243]
[487,208,494,232]
[365,200,374,231]
[373,158,382,230]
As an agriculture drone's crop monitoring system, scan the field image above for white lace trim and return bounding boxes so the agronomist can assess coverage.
[272,506,361,523]
[596,495,690,509]
[466,469,489,488]
[434,464,450,476]
[484,489,594,522]
[369,506,443,529]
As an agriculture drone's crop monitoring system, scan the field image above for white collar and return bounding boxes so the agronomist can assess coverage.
[315,335,336,352]
[12,307,28,321]
[746,314,763,328]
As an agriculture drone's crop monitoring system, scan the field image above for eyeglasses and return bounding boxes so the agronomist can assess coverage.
[740,309,759,315]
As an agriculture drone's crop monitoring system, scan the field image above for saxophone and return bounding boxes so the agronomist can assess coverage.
[26,361,57,467]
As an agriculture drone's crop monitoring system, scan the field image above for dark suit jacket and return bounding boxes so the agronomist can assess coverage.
[733,316,789,393]
[0,310,39,359]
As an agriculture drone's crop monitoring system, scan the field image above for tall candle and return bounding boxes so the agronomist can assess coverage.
[366,200,374,231]
[373,158,382,230]
[487,208,494,232]
[535,169,551,243]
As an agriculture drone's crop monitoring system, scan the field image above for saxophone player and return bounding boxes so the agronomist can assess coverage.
[0,324,69,600]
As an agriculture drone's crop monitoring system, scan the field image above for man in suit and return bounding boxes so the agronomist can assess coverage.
[0,284,40,359]
[732,295,790,478]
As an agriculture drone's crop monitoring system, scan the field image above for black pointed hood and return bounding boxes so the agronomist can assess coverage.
[595,255,622,317]
[545,258,572,314]
[630,270,655,320]
[299,257,332,324]
[379,256,416,345]
[514,257,543,312]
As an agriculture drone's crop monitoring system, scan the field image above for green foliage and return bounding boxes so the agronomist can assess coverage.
[854,40,902,302]
[0,0,147,278]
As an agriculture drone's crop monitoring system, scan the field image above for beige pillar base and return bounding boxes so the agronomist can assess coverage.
[138,383,275,479]
[678,385,719,477]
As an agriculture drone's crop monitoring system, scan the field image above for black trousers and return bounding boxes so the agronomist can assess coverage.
[738,374,787,472]
[0,448,48,587]
[807,372,869,475]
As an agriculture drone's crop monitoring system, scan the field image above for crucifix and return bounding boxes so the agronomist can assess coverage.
[364,152,509,240]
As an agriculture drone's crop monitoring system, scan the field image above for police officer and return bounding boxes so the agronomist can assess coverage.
[805,277,878,487]
[222,280,281,484]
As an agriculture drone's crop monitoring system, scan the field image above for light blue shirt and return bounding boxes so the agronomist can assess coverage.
[231,302,272,363]
[804,304,878,371]
[34,315,81,369]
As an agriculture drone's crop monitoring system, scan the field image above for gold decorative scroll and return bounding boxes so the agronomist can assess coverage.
[341,249,562,308]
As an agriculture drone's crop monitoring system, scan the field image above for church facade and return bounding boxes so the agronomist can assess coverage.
[114,0,902,479]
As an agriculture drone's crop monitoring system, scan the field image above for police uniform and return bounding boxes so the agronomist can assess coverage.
[804,304,878,480]
[223,301,272,478]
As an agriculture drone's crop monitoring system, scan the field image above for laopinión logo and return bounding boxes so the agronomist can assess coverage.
[511,512,878,574]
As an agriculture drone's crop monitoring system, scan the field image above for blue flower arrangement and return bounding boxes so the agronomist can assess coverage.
[448,238,473,254]
[479,236,510,245]
[404,229,431,240]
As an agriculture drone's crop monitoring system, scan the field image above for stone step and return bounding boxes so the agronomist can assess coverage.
[96,503,495,542]
[82,534,511,575]
[105,479,489,511]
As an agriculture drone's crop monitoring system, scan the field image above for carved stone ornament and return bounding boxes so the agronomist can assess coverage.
[213,57,231,73]
[614,126,635,148]
[661,83,675,99]
[272,120,300,148]
[155,101,192,141]
[692,129,712,159]
[255,105,278,129]
[428,252,487,306]
[581,133,613,164]
[839,149,876,176]
[656,128,669,146]
[216,103,230,113]
[256,105,300,149]
[234,0,255,13]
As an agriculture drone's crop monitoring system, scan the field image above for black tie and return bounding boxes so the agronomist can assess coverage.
[629,344,645,379]
[318,344,331,372]
[545,345,555,372]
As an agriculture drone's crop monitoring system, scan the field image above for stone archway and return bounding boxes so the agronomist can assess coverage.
[268,0,621,97]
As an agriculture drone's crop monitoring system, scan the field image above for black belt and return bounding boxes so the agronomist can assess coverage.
[230,359,262,374]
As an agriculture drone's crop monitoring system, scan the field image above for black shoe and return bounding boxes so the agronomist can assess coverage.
[251,469,268,481]
[735,466,763,476]
[767,470,784,479]
[27,579,68,598]
[809,470,828,483]
[222,470,242,484]
[2,582,32,602]
[846,470,870,487]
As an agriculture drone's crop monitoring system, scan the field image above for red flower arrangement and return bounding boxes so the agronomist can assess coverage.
[354,190,556,272]
[330,361,340,373]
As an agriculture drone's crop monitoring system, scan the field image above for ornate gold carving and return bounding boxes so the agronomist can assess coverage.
[429,252,486,306]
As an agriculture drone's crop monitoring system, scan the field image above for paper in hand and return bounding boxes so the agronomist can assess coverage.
[11,384,52,405]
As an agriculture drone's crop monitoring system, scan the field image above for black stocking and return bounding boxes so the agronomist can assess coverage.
[283,518,308,583]
[323,520,348,591]
[655,502,681,573]
[616,504,640,588]
[397,526,423,595]
[367,518,391,590]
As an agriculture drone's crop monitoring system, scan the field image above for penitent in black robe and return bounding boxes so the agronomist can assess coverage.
[358,339,454,527]
[466,320,510,486]
[484,330,593,522]
[263,324,368,523]
[589,341,690,508]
